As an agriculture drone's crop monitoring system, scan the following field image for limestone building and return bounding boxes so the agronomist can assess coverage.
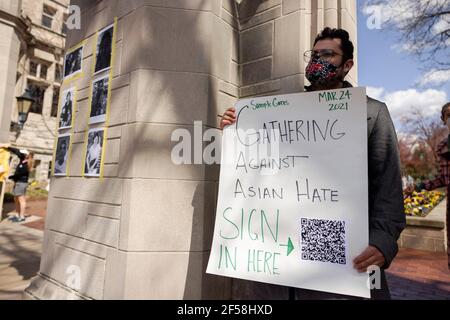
[0,0,69,185]
[25,0,358,299]
[0,0,23,145]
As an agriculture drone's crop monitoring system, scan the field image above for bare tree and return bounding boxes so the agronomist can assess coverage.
[400,107,447,166]
[365,0,450,73]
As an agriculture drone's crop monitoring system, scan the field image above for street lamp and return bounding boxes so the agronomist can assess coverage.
[14,88,35,130]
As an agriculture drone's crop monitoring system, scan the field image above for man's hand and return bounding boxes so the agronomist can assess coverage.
[219,107,236,130]
[353,246,386,273]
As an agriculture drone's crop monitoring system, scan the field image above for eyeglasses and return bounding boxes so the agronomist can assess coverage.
[303,49,343,63]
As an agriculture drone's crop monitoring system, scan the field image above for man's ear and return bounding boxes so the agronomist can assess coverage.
[343,59,354,75]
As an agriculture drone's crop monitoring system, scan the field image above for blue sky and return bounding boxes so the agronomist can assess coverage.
[356,0,449,125]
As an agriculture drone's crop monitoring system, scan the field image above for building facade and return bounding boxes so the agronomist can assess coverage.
[4,0,69,185]
[25,0,358,299]
[0,0,25,144]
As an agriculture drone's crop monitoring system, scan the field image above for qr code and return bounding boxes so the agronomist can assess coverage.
[300,218,346,265]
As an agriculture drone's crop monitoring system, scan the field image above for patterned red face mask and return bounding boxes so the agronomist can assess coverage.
[305,58,340,85]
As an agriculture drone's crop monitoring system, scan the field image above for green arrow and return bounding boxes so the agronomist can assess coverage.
[280,238,294,256]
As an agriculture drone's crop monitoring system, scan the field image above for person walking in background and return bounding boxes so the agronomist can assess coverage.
[5,146,34,223]
[413,102,450,270]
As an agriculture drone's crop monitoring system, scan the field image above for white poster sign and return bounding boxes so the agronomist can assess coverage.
[207,87,370,298]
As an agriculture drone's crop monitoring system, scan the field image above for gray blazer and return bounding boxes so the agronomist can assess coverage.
[366,95,406,269]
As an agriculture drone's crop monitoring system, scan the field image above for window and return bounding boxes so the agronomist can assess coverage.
[28,83,46,114]
[29,159,41,181]
[42,5,55,29]
[62,14,68,35]
[40,64,48,80]
[30,60,49,80]
[29,61,38,77]
[48,161,52,179]
[55,64,63,83]
[51,88,59,117]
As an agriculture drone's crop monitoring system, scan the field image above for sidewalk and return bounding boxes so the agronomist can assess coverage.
[0,221,43,300]
[2,199,47,231]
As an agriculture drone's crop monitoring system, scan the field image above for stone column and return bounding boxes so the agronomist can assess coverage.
[238,0,358,100]
[26,0,357,300]
[26,0,236,300]
[0,0,22,143]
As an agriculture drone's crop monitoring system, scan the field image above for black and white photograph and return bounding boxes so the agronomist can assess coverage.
[59,87,75,130]
[89,74,110,124]
[63,46,83,79]
[84,128,104,177]
[94,23,114,74]
[54,134,71,176]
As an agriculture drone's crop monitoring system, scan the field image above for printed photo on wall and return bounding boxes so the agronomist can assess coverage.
[54,134,71,176]
[59,87,75,130]
[63,45,83,80]
[94,23,114,74]
[84,128,104,177]
[89,74,109,124]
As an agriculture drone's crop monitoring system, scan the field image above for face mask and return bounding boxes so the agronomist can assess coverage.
[305,58,342,86]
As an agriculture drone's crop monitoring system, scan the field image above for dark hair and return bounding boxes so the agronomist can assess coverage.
[314,27,354,62]
[441,102,450,121]
[26,152,34,171]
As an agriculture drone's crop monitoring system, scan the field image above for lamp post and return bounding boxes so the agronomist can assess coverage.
[15,88,35,130]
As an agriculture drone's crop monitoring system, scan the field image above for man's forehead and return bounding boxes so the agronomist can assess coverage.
[313,38,342,52]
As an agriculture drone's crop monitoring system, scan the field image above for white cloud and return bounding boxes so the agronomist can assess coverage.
[366,87,448,122]
[418,69,450,87]
[366,87,385,101]
[390,41,429,54]
[433,18,450,35]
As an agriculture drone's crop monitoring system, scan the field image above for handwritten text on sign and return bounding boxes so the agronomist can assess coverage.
[206,87,370,298]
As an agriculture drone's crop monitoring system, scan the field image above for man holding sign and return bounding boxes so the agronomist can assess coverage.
[212,28,405,299]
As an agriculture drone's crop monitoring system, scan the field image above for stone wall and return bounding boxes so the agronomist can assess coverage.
[0,0,21,16]
[398,200,447,253]
[26,0,358,300]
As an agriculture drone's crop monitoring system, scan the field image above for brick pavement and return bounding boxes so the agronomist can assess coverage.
[2,199,47,231]
[386,248,450,300]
